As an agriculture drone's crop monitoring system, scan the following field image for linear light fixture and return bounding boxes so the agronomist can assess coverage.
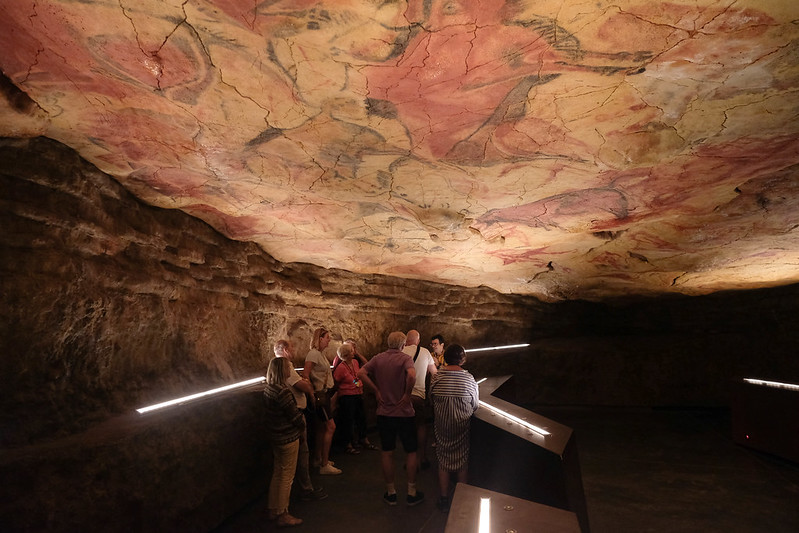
[479,497,491,533]
[466,343,530,353]
[136,376,266,414]
[743,378,799,392]
[478,399,551,436]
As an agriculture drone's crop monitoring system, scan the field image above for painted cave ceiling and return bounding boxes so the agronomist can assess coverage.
[2,0,799,301]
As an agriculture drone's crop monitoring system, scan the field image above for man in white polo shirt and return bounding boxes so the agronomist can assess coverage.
[402,329,437,470]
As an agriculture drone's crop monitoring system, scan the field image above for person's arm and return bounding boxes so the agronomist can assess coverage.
[333,362,346,386]
[354,351,368,367]
[358,367,383,405]
[292,376,313,396]
[401,366,416,404]
[302,360,314,382]
[425,357,437,397]
[471,378,480,413]
[282,389,305,431]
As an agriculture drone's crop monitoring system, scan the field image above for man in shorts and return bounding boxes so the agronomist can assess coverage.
[403,330,437,470]
[358,331,425,506]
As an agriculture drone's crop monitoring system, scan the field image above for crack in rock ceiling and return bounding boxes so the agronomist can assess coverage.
[2,0,799,300]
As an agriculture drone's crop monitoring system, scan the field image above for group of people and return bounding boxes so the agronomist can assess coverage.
[261,327,480,526]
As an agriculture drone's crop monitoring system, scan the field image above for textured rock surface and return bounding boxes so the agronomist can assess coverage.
[2,0,798,300]
[3,137,799,533]
[0,136,542,446]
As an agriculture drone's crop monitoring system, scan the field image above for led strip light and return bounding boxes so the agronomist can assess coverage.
[479,497,491,533]
[475,379,550,436]
[743,378,799,392]
[137,345,534,415]
[478,400,551,436]
[466,343,530,353]
[136,376,266,414]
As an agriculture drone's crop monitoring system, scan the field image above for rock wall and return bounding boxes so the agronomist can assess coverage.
[2,137,798,531]
[0,137,543,448]
[0,137,543,532]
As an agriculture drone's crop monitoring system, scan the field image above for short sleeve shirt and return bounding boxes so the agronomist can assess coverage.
[333,359,362,396]
[403,345,436,399]
[304,348,334,392]
[285,369,307,410]
[362,348,415,417]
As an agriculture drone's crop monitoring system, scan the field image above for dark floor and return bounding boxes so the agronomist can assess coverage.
[213,407,799,533]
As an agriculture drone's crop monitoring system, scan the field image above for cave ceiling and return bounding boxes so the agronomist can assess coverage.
[2,0,799,301]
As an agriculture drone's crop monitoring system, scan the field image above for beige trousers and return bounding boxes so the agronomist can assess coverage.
[268,439,300,515]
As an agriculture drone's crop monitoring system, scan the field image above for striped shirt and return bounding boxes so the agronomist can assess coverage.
[430,368,479,471]
[263,383,305,445]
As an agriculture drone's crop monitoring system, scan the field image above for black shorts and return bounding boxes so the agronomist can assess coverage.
[313,391,332,421]
[377,415,417,452]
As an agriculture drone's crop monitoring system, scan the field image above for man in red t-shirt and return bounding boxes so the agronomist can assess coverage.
[359,331,425,507]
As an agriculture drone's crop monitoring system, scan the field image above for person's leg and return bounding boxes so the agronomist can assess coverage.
[295,427,313,492]
[381,450,395,483]
[412,395,428,467]
[270,440,300,517]
[276,439,302,526]
[312,411,323,465]
[397,416,424,504]
[456,465,468,484]
[353,395,369,445]
[321,417,336,465]
[339,395,358,450]
[377,416,399,503]
[398,416,419,484]
[406,450,418,484]
[438,466,450,497]
[436,467,452,511]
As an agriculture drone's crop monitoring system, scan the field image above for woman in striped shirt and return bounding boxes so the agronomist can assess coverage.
[429,344,479,512]
[263,357,305,527]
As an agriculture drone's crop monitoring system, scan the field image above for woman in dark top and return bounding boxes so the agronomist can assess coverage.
[264,357,305,527]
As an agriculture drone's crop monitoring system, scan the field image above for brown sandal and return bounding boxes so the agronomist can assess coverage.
[276,512,303,527]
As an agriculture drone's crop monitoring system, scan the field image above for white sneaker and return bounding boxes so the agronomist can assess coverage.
[319,463,342,475]
[312,459,335,468]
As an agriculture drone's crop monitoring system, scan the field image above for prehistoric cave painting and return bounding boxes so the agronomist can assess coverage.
[364,0,653,166]
[240,0,418,179]
[473,187,630,238]
[243,0,653,174]
[86,27,216,106]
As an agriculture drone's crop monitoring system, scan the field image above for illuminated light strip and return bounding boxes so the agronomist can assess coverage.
[478,399,551,436]
[466,343,530,353]
[479,497,491,533]
[136,376,266,414]
[476,377,488,384]
[744,378,799,392]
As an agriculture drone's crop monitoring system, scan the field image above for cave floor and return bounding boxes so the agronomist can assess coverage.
[212,407,799,533]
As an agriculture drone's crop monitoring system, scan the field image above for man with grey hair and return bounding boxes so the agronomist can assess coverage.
[358,331,424,506]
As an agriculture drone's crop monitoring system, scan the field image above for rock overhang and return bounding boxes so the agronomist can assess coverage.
[2,0,798,301]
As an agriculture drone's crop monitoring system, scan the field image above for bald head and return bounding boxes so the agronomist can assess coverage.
[273,339,293,361]
[387,331,407,350]
[405,329,420,346]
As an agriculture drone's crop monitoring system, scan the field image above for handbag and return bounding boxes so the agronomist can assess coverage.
[314,389,331,409]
